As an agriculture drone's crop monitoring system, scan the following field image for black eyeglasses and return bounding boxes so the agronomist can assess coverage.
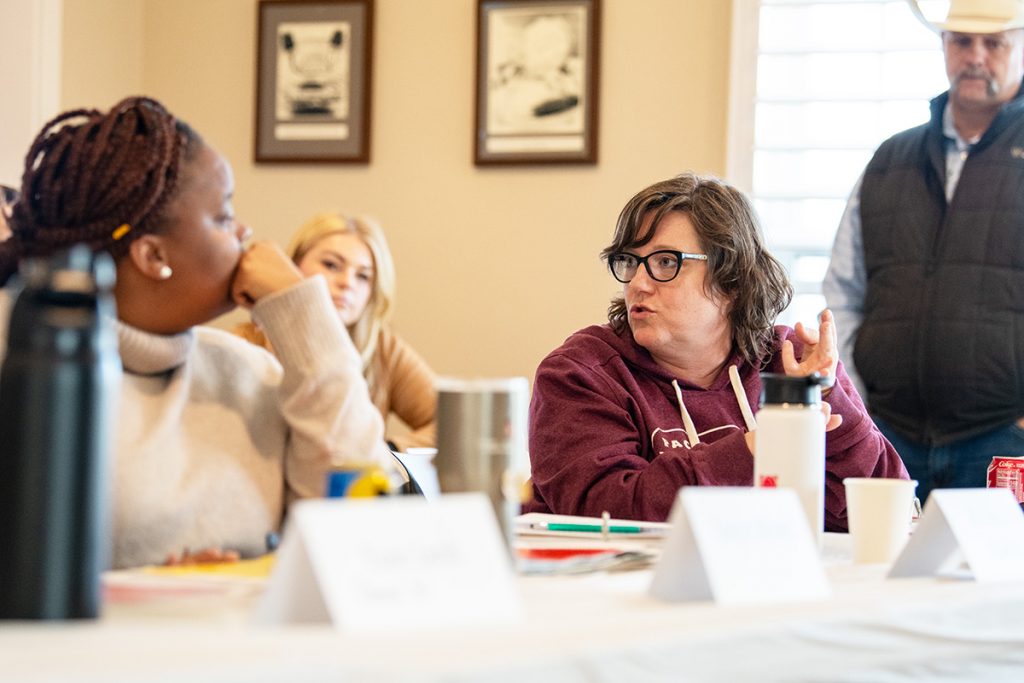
[608,249,708,283]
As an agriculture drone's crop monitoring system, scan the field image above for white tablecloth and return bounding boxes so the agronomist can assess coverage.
[2,534,1024,682]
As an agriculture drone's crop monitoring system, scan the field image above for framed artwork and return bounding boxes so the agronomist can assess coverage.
[254,0,374,163]
[474,0,600,165]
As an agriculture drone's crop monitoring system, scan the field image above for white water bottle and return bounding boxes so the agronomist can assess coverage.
[754,373,829,543]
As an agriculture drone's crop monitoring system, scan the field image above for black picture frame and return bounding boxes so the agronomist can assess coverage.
[254,0,374,163]
[474,0,600,165]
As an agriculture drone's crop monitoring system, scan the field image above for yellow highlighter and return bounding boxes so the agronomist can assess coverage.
[326,465,391,498]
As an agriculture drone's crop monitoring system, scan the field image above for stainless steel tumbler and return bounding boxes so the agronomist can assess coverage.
[434,377,529,546]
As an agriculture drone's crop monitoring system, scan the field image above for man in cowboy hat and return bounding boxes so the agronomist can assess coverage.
[825,0,1024,502]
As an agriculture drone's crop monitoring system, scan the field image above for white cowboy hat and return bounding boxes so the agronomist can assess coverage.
[926,0,1024,33]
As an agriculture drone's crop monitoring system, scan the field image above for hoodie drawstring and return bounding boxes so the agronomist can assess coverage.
[671,379,701,446]
[729,365,758,432]
[672,365,757,445]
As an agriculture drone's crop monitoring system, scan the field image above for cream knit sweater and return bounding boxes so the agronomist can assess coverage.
[2,276,392,568]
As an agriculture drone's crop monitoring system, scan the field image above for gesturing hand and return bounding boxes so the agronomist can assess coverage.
[782,308,839,387]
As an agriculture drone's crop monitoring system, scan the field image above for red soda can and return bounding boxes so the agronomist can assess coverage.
[986,456,1024,503]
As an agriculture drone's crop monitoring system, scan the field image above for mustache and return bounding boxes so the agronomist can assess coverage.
[953,69,999,96]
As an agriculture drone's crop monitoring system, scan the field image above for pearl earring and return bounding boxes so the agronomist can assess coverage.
[158,265,173,280]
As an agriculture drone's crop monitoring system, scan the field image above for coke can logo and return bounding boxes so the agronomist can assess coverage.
[759,475,778,488]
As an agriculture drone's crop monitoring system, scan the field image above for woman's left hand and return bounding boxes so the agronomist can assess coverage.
[782,308,839,387]
[163,547,241,566]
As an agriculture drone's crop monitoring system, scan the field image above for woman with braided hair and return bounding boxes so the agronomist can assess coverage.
[0,97,394,568]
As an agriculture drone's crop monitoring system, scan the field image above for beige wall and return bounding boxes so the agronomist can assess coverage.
[61,0,144,109]
[0,0,62,185]
[59,0,731,383]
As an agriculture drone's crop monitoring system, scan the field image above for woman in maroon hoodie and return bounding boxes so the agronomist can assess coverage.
[526,173,907,530]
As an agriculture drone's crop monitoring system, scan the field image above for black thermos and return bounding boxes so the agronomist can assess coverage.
[0,245,119,619]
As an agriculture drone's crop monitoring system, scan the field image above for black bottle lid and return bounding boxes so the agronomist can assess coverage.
[759,373,829,407]
[20,244,115,297]
[4,245,116,358]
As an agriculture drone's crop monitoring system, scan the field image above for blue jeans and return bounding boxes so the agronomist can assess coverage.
[875,417,1024,503]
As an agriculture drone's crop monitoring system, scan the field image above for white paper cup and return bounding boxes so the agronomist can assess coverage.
[843,478,918,564]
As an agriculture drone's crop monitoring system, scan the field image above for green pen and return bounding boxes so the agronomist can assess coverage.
[535,523,644,534]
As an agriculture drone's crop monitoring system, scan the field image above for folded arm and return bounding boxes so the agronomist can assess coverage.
[819,359,909,531]
[253,276,392,501]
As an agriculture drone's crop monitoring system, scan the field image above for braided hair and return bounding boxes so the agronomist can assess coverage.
[0,96,202,285]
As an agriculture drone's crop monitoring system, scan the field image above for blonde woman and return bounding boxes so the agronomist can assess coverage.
[234,212,436,451]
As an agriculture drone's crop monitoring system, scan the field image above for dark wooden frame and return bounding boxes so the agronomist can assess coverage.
[254,0,374,163]
[474,0,600,166]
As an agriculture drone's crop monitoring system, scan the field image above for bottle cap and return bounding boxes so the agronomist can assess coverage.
[20,244,115,296]
[759,373,828,407]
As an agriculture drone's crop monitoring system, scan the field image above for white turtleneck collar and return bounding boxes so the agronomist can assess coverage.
[116,320,195,375]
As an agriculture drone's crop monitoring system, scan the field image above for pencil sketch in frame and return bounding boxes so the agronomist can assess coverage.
[255,0,373,163]
[475,0,600,165]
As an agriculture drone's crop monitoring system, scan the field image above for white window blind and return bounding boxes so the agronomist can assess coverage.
[728,0,947,325]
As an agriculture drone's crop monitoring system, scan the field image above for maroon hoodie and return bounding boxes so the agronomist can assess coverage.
[526,324,908,530]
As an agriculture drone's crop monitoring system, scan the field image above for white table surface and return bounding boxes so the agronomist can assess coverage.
[2,534,1024,683]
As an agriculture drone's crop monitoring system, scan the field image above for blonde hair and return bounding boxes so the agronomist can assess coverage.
[287,212,396,377]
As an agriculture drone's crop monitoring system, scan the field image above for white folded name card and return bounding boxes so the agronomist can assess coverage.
[889,488,1024,582]
[254,493,523,631]
[650,487,830,604]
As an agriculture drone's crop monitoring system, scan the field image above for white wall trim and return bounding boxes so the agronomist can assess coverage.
[725,0,759,193]
[32,0,63,131]
[0,0,62,184]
